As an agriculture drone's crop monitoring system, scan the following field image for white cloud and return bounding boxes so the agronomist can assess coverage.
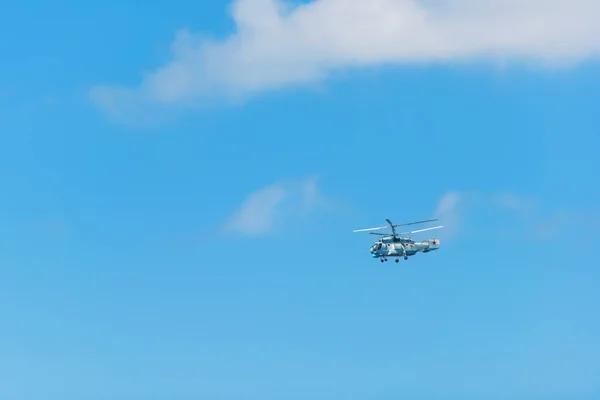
[90,0,600,118]
[490,193,537,215]
[22,216,70,237]
[432,190,537,239]
[433,190,463,238]
[432,190,597,242]
[223,176,323,236]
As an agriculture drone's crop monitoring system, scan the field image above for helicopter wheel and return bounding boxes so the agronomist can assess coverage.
[395,258,399,263]
[404,256,408,260]
[380,259,384,263]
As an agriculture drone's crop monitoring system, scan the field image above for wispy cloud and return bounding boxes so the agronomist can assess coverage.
[492,193,535,211]
[433,190,595,241]
[433,190,463,238]
[18,216,70,238]
[223,176,324,236]
[90,0,600,120]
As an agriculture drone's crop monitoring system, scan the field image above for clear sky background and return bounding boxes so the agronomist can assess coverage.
[1,1,599,399]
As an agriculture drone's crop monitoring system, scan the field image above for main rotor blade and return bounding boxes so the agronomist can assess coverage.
[392,219,438,228]
[399,225,443,235]
[353,226,389,232]
[354,219,439,232]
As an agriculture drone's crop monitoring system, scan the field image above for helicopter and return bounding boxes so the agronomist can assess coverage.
[353,218,443,262]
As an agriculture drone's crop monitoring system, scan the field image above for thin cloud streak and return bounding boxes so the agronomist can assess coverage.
[223,176,323,237]
[433,190,463,238]
[433,190,595,242]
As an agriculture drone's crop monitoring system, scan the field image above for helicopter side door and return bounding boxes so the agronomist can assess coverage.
[381,241,391,255]
[374,241,385,255]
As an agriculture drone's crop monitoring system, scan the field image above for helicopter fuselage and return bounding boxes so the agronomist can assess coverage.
[370,236,440,261]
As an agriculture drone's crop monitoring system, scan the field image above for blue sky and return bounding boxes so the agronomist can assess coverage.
[1,0,599,399]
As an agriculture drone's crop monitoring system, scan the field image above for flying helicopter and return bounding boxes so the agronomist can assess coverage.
[353,218,443,262]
